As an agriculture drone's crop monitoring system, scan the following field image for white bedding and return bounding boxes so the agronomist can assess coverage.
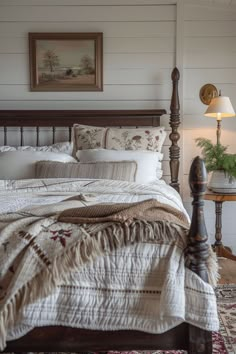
[0,178,188,217]
[0,178,219,346]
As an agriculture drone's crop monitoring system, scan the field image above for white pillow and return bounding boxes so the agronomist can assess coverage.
[0,142,72,155]
[36,160,138,182]
[77,149,163,184]
[0,151,76,180]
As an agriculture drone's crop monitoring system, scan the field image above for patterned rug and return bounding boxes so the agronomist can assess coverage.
[214,284,236,353]
[6,284,236,354]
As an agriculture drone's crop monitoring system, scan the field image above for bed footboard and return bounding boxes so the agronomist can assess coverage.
[187,156,212,354]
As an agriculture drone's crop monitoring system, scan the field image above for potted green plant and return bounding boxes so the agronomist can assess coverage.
[196,137,236,193]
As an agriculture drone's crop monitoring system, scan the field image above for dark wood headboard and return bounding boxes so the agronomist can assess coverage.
[0,109,164,128]
[0,68,180,191]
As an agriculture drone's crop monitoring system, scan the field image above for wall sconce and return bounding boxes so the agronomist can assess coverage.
[199,84,235,144]
[199,83,218,106]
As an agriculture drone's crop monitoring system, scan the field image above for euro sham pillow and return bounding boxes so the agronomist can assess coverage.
[105,127,166,152]
[76,149,163,184]
[0,151,76,180]
[36,160,138,182]
[72,124,107,157]
[72,124,166,157]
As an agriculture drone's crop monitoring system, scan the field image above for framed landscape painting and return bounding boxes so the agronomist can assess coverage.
[29,32,103,91]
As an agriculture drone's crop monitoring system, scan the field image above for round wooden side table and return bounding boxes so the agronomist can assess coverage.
[204,190,236,260]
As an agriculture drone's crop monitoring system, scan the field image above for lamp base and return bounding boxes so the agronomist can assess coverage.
[216,119,221,145]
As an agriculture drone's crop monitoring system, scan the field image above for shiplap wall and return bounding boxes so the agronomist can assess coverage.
[183,1,236,251]
[0,1,176,110]
[0,0,178,183]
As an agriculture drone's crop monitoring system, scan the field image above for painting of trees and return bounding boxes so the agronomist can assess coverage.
[29,32,103,91]
[43,50,60,72]
[79,55,95,74]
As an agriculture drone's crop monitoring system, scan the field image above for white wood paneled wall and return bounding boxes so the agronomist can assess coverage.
[0,0,178,183]
[0,1,176,111]
[183,1,236,251]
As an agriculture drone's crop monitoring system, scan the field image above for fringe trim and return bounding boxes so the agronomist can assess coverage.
[207,246,220,288]
[0,219,218,350]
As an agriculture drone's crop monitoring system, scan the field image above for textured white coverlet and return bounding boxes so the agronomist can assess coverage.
[0,178,218,345]
[7,244,218,342]
[0,178,188,218]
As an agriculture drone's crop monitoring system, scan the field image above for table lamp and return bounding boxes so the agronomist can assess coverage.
[204,92,235,144]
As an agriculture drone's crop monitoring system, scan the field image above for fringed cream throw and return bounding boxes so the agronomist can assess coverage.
[0,198,219,349]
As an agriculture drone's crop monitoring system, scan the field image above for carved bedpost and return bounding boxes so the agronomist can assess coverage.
[187,156,212,354]
[188,156,209,281]
[169,67,180,192]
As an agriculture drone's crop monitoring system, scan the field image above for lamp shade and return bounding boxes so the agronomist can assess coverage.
[204,96,235,119]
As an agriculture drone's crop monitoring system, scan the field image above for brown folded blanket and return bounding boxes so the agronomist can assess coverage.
[59,198,189,228]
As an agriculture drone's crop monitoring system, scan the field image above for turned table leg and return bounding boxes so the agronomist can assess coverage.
[214,201,223,247]
[213,201,236,260]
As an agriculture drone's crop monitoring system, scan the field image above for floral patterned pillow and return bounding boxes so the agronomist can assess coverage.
[72,124,107,157]
[106,127,166,152]
[72,124,167,157]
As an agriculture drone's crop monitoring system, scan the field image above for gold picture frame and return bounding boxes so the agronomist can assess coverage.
[29,32,103,92]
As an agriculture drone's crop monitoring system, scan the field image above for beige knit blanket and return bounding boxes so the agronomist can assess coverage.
[59,198,189,226]
[0,198,217,349]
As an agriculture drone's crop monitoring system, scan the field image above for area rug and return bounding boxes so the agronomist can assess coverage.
[6,284,236,354]
[214,284,236,353]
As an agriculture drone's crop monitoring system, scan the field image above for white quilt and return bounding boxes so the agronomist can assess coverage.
[0,178,219,346]
[0,178,187,216]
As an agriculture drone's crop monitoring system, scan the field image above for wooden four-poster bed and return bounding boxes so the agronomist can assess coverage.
[0,68,214,354]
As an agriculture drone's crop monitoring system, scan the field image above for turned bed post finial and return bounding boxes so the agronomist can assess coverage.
[169,67,180,193]
[188,156,212,354]
[188,156,209,282]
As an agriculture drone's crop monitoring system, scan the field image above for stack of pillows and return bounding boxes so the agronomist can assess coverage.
[0,124,166,184]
